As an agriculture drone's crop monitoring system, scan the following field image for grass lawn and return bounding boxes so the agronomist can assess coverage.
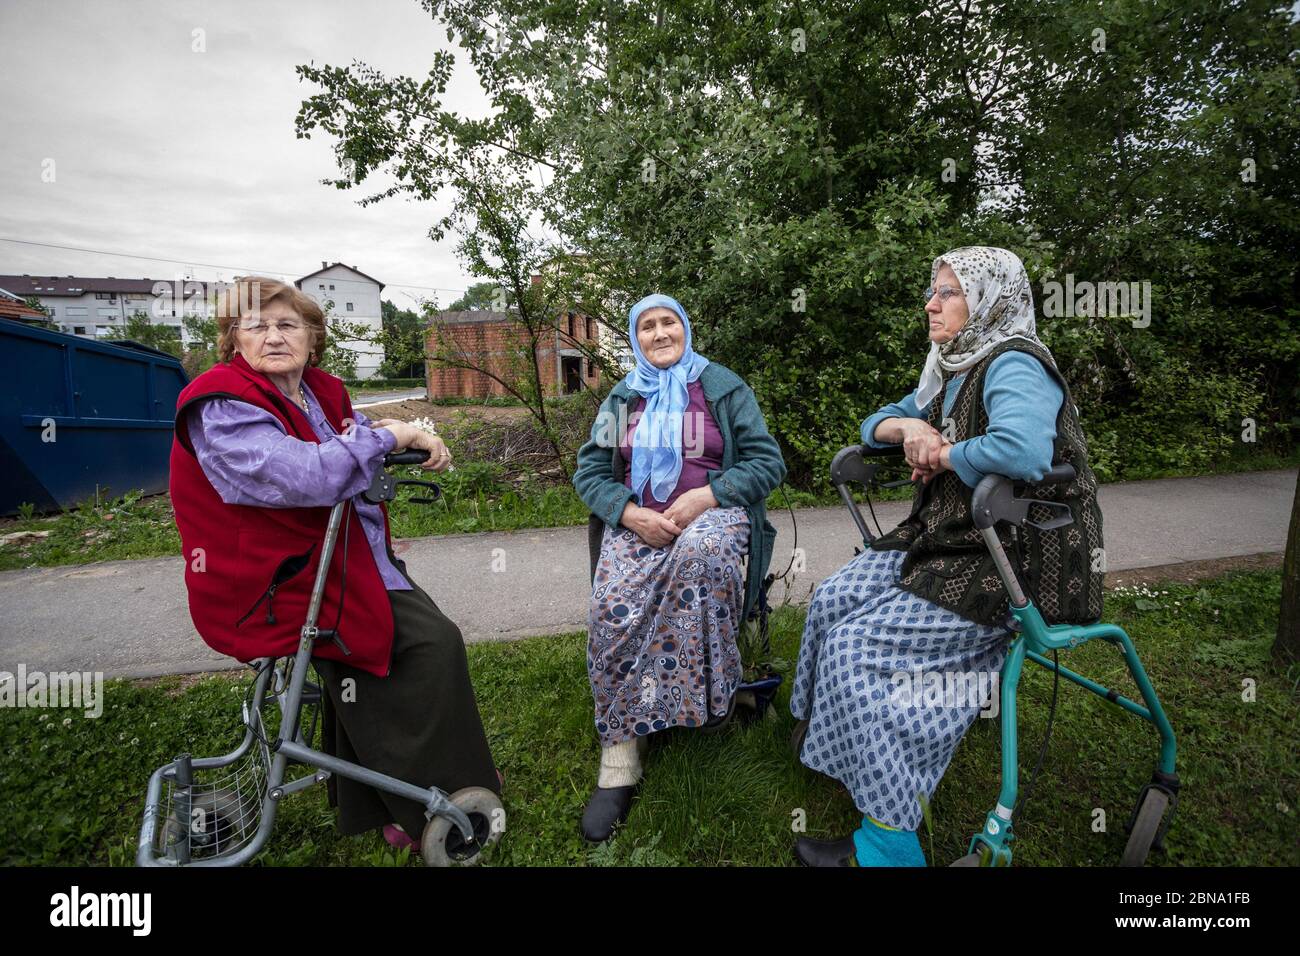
[2,571,1296,867]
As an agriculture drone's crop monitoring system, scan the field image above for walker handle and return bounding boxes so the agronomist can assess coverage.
[384,450,431,467]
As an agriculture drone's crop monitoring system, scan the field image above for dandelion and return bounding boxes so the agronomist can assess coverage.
[62,717,72,727]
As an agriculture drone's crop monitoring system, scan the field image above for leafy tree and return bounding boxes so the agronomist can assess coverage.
[122,311,182,358]
[294,0,1298,486]
[379,298,428,378]
[446,281,505,311]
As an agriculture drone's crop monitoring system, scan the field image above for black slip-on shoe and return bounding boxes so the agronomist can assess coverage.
[580,784,638,843]
[794,833,857,867]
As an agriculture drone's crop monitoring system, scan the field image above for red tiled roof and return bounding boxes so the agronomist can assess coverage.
[0,296,49,321]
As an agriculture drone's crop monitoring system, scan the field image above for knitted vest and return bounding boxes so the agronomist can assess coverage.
[872,339,1104,626]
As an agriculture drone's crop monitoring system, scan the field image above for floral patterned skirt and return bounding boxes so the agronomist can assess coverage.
[587,507,750,746]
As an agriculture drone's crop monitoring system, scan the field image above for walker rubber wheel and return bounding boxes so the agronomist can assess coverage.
[421,787,504,867]
[700,696,737,735]
[1120,787,1171,867]
[789,718,809,758]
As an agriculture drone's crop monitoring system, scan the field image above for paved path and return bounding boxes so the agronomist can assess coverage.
[0,469,1293,680]
[351,388,427,409]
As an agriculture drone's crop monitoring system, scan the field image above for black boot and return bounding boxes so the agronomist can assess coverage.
[580,785,638,843]
[795,833,857,867]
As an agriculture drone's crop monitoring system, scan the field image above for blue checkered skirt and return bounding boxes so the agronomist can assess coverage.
[790,547,1009,830]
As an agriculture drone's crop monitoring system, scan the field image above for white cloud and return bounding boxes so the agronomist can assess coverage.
[0,0,494,309]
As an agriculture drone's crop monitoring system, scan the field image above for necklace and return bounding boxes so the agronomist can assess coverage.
[297,383,309,411]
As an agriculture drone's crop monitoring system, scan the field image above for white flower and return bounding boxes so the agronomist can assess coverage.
[62,717,72,727]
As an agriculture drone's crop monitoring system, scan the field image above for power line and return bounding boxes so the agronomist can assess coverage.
[0,236,470,296]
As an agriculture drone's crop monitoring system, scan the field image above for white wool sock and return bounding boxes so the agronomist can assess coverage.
[597,739,643,788]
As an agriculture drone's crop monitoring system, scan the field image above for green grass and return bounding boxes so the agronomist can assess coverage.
[2,570,1296,867]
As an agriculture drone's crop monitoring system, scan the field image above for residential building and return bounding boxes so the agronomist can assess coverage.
[294,262,386,380]
[426,307,602,399]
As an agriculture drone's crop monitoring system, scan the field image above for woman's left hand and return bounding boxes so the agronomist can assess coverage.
[912,444,953,484]
[663,485,718,530]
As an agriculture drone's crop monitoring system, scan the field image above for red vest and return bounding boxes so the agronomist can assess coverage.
[170,354,395,676]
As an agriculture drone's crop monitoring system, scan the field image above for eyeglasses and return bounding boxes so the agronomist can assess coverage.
[924,285,963,305]
[237,318,305,335]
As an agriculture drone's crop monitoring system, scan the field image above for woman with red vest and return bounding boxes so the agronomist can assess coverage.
[169,276,500,852]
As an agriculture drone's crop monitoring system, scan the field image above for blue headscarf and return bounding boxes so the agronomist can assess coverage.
[625,293,710,505]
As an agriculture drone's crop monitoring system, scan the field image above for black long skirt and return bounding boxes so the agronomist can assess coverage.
[313,554,499,839]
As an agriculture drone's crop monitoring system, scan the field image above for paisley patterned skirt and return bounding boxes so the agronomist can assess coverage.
[588,507,750,746]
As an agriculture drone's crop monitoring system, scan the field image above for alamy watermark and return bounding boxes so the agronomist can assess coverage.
[889,668,1000,718]
[0,665,104,718]
[1040,274,1151,328]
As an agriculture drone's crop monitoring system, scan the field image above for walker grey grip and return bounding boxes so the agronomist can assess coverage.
[829,444,904,545]
[385,450,431,466]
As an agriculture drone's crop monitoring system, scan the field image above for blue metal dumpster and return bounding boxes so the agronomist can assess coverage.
[0,317,189,516]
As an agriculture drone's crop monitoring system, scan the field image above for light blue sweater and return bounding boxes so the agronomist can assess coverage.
[861,351,1064,488]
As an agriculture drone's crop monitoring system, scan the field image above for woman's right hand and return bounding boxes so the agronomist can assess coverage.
[620,501,681,548]
[373,420,452,472]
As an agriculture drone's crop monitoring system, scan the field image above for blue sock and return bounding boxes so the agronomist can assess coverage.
[851,815,926,867]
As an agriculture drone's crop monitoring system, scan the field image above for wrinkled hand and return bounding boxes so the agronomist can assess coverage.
[911,444,953,484]
[372,419,451,472]
[620,501,682,548]
[900,418,946,474]
[662,485,718,531]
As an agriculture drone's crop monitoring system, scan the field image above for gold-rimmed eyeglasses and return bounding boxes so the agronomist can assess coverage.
[237,318,306,335]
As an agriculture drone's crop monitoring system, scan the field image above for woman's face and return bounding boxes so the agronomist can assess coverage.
[926,262,970,345]
[636,306,686,369]
[234,299,312,378]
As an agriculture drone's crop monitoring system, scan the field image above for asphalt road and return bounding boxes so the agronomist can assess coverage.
[0,468,1293,679]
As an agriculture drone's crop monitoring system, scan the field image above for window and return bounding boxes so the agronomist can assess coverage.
[586,317,595,339]
[567,312,575,337]
[346,302,353,312]
[66,306,87,316]
[318,283,325,290]
[328,284,335,290]
[47,306,56,316]
[74,326,86,335]
[98,308,117,318]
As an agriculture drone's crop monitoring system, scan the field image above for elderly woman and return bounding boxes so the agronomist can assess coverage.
[790,247,1103,867]
[168,276,500,851]
[572,293,787,841]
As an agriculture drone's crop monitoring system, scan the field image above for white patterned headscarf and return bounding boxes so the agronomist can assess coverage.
[915,245,1047,412]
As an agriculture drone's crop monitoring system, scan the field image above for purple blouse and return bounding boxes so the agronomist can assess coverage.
[619,379,724,513]
[185,381,411,591]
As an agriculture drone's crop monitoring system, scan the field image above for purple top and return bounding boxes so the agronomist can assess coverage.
[620,379,724,513]
[185,381,411,590]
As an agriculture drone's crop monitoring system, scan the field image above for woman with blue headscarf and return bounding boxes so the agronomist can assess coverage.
[572,294,787,841]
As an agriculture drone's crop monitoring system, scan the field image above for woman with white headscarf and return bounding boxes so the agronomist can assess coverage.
[572,293,787,842]
[790,246,1103,867]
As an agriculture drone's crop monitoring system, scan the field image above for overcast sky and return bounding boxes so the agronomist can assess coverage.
[0,0,496,310]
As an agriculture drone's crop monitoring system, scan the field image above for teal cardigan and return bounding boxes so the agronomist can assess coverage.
[573,362,788,621]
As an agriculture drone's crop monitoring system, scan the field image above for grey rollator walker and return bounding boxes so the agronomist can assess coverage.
[137,450,505,867]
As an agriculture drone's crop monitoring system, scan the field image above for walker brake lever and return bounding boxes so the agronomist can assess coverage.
[392,479,442,505]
